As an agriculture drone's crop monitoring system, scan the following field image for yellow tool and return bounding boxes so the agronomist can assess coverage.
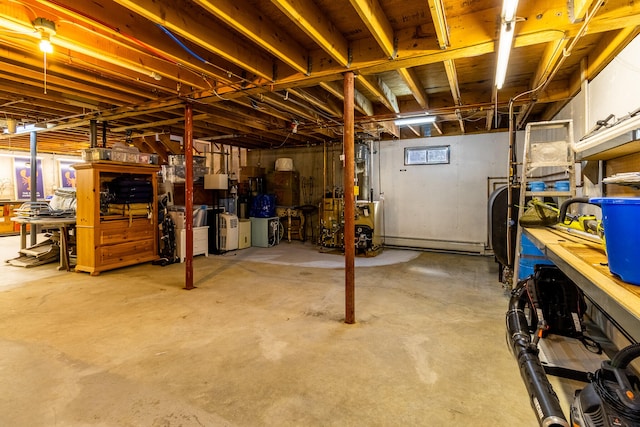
[554,197,603,244]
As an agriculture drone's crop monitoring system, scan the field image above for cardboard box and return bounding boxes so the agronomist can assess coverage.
[267,171,300,206]
[204,174,228,190]
[240,166,265,182]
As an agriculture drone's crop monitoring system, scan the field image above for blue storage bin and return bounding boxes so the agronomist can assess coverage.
[590,197,640,285]
[518,234,554,280]
[529,181,546,191]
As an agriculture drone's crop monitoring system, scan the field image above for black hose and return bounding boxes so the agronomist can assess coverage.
[590,343,640,422]
[506,280,570,427]
[610,342,640,369]
[558,197,591,225]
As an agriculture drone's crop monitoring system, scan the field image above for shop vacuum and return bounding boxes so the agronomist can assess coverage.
[571,343,640,427]
[507,272,640,427]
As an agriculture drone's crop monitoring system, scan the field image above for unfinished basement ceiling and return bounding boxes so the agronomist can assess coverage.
[0,0,638,158]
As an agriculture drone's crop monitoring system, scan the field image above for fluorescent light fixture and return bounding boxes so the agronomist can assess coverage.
[502,0,519,21]
[494,0,520,89]
[495,24,515,89]
[394,116,437,126]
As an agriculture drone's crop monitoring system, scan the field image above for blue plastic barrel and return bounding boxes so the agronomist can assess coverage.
[518,233,554,280]
[590,197,640,285]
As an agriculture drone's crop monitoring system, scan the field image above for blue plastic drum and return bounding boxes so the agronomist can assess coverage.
[590,197,640,285]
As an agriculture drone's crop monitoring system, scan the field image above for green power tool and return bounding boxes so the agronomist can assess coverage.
[555,197,604,244]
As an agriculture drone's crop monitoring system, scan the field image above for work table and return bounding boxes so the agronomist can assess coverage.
[523,227,640,342]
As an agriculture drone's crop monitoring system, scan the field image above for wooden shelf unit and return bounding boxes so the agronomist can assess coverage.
[73,162,159,275]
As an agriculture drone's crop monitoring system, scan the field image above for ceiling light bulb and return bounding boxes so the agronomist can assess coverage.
[33,17,56,54]
[39,32,53,53]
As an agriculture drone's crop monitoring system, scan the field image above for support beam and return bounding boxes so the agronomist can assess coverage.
[111,114,208,133]
[427,0,450,49]
[184,103,195,291]
[24,0,238,87]
[349,0,396,58]
[407,126,421,137]
[113,0,278,81]
[193,0,309,74]
[287,87,343,117]
[343,71,355,325]
[443,59,462,106]
[516,37,570,127]
[442,59,465,133]
[455,109,464,133]
[320,81,374,116]
[271,0,350,67]
[358,75,399,114]
[29,131,37,246]
[397,67,429,109]
[139,135,171,164]
[157,134,183,155]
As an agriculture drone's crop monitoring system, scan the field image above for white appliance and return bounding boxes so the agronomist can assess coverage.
[176,226,209,263]
[238,219,251,249]
[219,213,239,251]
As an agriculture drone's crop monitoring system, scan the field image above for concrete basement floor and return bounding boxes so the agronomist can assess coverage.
[0,235,551,426]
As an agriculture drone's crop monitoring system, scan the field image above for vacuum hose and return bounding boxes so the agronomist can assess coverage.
[506,279,570,427]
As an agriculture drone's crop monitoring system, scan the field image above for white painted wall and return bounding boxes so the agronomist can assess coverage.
[245,36,640,254]
[246,134,516,253]
[557,35,640,140]
[374,133,511,253]
[555,34,640,198]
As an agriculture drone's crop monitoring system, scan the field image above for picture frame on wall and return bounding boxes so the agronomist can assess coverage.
[58,160,77,188]
[13,156,44,200]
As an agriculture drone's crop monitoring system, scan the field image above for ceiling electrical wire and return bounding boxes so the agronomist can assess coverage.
[156,24,208,64]
[155,24,261,90]
[42,1,251,90]
[272,90,343,127]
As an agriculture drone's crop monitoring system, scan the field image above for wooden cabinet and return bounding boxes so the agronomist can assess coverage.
[73,162,159,275]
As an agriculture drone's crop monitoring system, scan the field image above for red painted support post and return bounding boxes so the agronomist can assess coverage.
[343,72,355,324]
[184,102,195,290]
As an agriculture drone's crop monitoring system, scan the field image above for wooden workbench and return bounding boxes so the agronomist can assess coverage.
[523,227,640,342]
[11,216,76,271]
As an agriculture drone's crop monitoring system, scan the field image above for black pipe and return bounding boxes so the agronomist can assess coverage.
[558,197,591,224]
[89,119,97,148]
[506,280,570,427]
[102,121,107,148]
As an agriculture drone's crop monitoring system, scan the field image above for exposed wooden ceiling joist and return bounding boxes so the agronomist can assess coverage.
[271,0,351,67]
[0,0,638,155]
